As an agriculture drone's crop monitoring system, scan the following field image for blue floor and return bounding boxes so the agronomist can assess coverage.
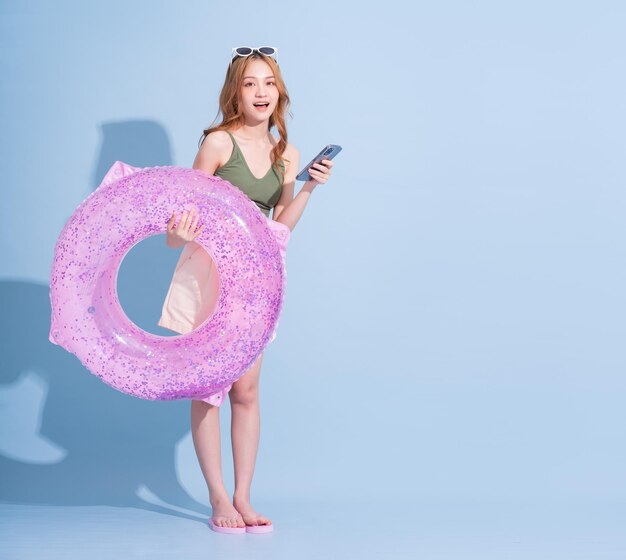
[2,499,625,559]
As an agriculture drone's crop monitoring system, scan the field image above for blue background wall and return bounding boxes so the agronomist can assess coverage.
[1,0,625,536]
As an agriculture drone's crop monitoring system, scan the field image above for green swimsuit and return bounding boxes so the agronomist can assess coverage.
[214,131,285,217]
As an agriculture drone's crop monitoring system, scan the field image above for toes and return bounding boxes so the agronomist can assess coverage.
[212,513,247,529]
[245,515,271,526]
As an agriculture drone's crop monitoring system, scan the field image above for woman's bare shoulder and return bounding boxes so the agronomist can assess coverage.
[283,142,300,167]
[201,130,233,152]
[284,142,299,156]
[280,143,300,183]
[280,142,299,163]
[194,130,233,172]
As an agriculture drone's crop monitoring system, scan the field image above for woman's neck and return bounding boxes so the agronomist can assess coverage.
[234,122,272,143]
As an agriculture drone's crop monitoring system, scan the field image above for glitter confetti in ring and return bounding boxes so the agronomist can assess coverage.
[49,162,287,400]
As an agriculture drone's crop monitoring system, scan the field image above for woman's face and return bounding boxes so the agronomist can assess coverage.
[239,59,278,123]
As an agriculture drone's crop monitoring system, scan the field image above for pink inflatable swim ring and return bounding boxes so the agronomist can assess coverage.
[49,162,287,400]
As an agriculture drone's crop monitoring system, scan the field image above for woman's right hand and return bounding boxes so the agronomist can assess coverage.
[166,209,204,248]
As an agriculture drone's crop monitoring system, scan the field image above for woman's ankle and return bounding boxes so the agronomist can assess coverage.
[209,490,232,507]
[232,493,251,505]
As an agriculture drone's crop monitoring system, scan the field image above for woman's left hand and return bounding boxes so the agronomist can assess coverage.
[308,159,334,185]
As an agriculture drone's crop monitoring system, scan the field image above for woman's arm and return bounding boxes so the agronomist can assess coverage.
[273,145,333,231]
[166,132,230,249]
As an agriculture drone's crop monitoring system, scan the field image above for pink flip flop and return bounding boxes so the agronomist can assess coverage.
[245,523,274,534]
[208,519,246,534]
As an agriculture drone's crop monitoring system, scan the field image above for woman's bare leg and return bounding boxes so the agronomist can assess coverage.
[190,399,244,528]
[229,353,272,526]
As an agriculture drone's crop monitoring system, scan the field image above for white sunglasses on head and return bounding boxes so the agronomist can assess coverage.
[231,46,278,62]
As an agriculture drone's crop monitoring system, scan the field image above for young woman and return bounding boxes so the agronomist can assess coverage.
[158,47,334,533]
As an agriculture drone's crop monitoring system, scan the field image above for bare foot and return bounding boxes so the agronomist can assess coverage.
[233,497,272,527]
[211,495,245,528]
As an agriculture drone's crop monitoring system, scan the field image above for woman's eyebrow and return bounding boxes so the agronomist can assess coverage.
[243,76,275,80]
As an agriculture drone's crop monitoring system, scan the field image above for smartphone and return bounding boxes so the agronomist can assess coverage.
[296,144,342,182]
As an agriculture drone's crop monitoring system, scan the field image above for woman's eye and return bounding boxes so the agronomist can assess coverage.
[244,82,254,87]
[267,81,275,86]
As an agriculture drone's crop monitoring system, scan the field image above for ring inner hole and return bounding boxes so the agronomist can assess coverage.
[116,235,219,336]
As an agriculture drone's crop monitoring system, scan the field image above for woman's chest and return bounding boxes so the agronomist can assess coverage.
[235,141,275,180]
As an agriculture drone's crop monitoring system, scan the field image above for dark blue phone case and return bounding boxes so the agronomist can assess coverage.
[296,144,342,181]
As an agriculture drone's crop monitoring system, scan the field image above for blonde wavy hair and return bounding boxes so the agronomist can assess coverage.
[199,52,292,177]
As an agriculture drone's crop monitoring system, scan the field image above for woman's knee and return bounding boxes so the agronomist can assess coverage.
[228,371,259,406]
[229,378,259,406]
[228,353,263,406]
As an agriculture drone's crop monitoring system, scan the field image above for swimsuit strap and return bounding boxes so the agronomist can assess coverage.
[225,130,285,173]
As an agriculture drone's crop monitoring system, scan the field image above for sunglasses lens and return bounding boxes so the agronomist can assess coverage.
[258,47,276,56]
[235,47,253,56]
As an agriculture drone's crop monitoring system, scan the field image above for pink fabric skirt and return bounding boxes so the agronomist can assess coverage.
[158,216,290,407]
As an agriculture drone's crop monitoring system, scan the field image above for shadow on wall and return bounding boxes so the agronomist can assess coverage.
[93,120,174,190]
[0,122,201,520]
